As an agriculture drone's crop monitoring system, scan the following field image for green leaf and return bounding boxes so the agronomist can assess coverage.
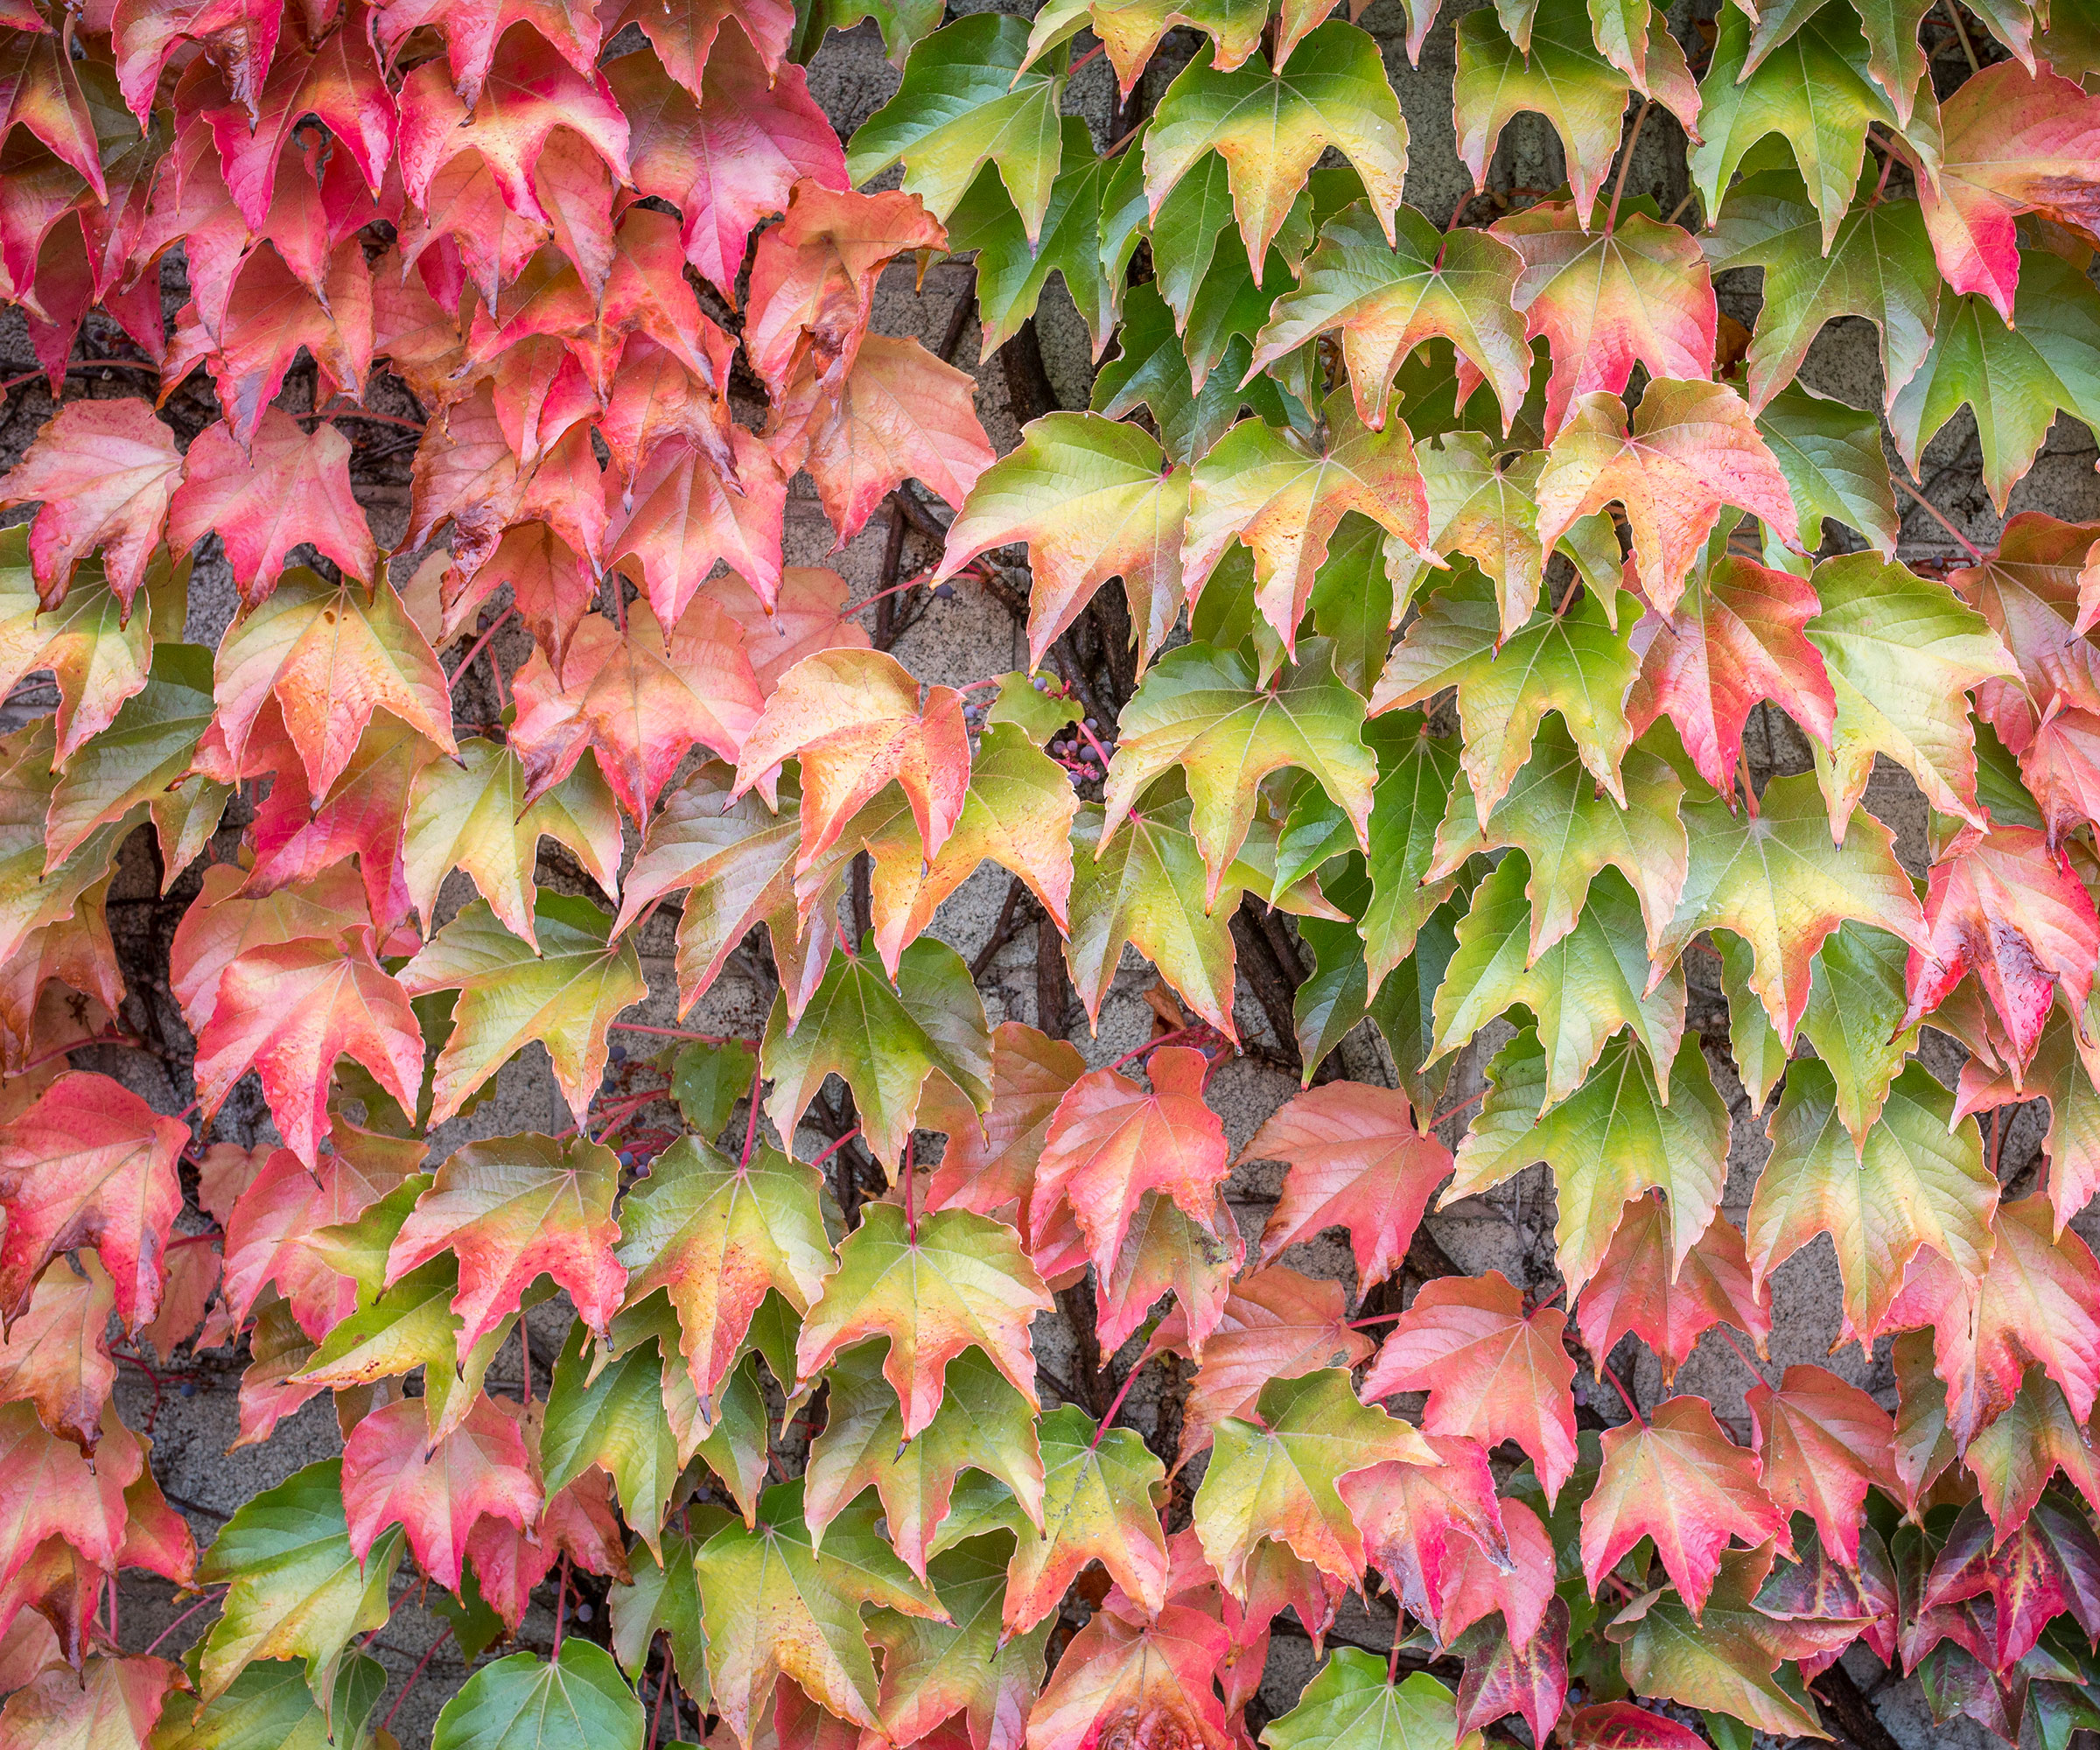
[762,935,991,1170]
[1371,566,1643,822]
[1004,1403,1170,1632]
[845,14,1065,239]
[1747,1058,1998,1344]
[1654,771,1928,1045]
[1721,922,1918,1143]
[0,721,139,970]
[1433,856,1687,1114]
[795,0,944,62]
[1705,163,1940,416]
[1021,0,1269,91]
[1384,435,1546,635]
[194,1460,404,1707]
[693,1477,943,1740]
[1252,203,1531,433]
[1146,150,1312,340]
[1193,1368,1435,1594]
[608,1521,723,1698]
[43,642,214,870]
[1736,0,1936,131]
[1804,552,2016,837]
[669,1039,760,1141]
[946,119,1137,357]
[805,1340,1044,1578]
[399,893,648,1128]
[1428,719,1690,967]
[153,1656,385,1750]
[1755,384,1901,558]
[431,1641,644,1750]
[1361,713,1466,987]
[1094,284,1296,466]
[1262,1648,1462,1750]
[867,1534,1053,1750]
[1103,639,1375,906]
[1888,250,2100,510]
[1450,1028,1732,1298]
[1690,4,1936,251]
[1143,23,1409,276]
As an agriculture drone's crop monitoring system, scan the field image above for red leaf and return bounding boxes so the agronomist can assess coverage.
[0,1653,188,1744]
[1627,550,1837,794]
[0,1401,141,1586]
[1023,1603,1235,1750]
[1032,1046,1229,1284]
[598,0,793,97]
[612,32,846,298]
[111,0,281,124]
[605,426,788,624]
[1360,1270,1580,1506]
[1434,1496,1557,1648]
[0,399,182,609]
[0,31,104,198]
[732,648,972,869]
[386,1132,627,1356]
[1562,1701,1710,1748]
[1901,823,2100,1073]
[0,1255,116,1452]
[1338,1433,1514,1637]
[1241,1081,1452,1290]
[192,934,425,1171]
[1745,1363,1897,1568]
[706,566,872,699]
[914,1021,1084,1235]
[1580,1395,1783,1614]
[0,1071,186,1336]
[342,1392,541,1591]
[1454,1594,1569,1745]
[375,0,602,108]
[509,594,763,821]
[1575,1197,1773,1386]
[167,407,378,604]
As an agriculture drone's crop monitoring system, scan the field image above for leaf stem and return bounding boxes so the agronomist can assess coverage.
[903,1131,918,1242]
[1713,1324,1766,1379]
[1891,469,1984,561]
[1428,1085,1488,1128]
[1603,1360,1647,1425]
[809,1126,861,1172]
[1349,1312,1404,1328]
[553,1555,570,1655]
[1067,38,1106,74]
[740,1064,763,1168]
[647,1635,668,1750]
[143,1588,226,1656]
[449,607,515,696]
[1108,1024,1201,1072]
[1941,0,1980,70]
[381,1623,452,1738]
[1605,97,1654,236]
[1089,1358,1144,1448]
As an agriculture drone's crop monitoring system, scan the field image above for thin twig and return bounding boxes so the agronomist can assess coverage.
[1941,0,1980,70]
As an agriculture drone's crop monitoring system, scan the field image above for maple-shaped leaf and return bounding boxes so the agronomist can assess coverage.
[1026,1600,1233,1750]
[1905,823,2099,1080]
[762,936,990,1170]
[1183,408,1431,654]
[1750,1059,1997,1345]
[1103,639,1375,902]
[1890,252,2100,512]
[1450,1028,1731,1299]
[795,1202,1049,1439]
[610,33,844,298]
[1,1651,189,1744]
[844,12,1066,226]
[1704,163,1939,415]
[598,425,785,623]
[1627,546,1836,794]
[1604,1543,1825,1737]
[387,1131,625,1356]
[0,1254,114,1452]
[1457,0,1696,231]
[222,1129,420,1340]
[166,408,376,606]
[1536,381,1797,616]
[43,642,217,872]
[1030,1045,1228,1282]
[1917,60,2100,322]
[0,537,157,766]
[914,1022,1084,1235]
[429,1641,642,1750]
[1194,1368,1434,1596]
[194,1459,403,1705]
[1805,552,2016,839]
[935,412,1189,675]
[1251,201,1530,431]
[1092,1188,1246,1354]
[1349,712,1466,989]
[1563,1701,1714,1750]
[1963,1367,2100,1534]
[1359,1270,1579,1503]
[1577,1200,1773,1385]
[733,648,971,870]
[1342,1434,1525,1636]
[1002,1402,1170,1631]
[1655,772,1928,1046]
[402,738,620,948]
[398,893,646,1126]
[1691,5,1929,249]
[694,1477,941,1740]
[0,398,182,609]
[1755,384,1900,563]
[212,568,456,801]
[1144,22,1406,274]
[508,597,762,823]
[1264,1655,1471,1750]
[1432,856,1686,1113]
[1371,568,1642,822]
[1241,1081,1451,1287]
[1379,435,1552,636]
[0,1069,186,1335]
[1148,1267,1376,1459]
[1956,1012,2100,1236]
[1746,1363,1897,1568]
[806,1340,1043,1581]
[615,1135,830,1411]
[340,1393,538,1592]
[1487,206,1712,445]
[1583,1395,1783,1613]
[0,1400,143,1601]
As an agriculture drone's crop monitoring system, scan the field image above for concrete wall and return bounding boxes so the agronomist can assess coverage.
[4,2,2096,1743]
